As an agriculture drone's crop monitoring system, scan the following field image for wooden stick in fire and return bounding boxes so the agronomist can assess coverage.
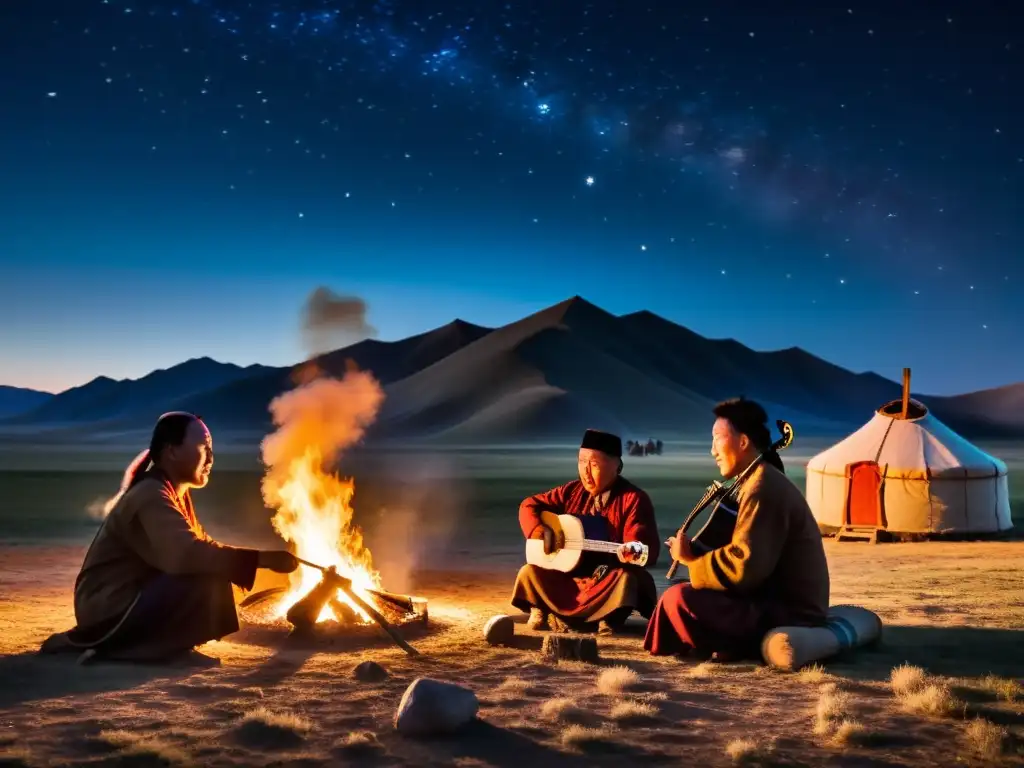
[297,559,421,657]
[295,557,415,613]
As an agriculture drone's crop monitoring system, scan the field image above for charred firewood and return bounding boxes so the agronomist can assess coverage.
[288,563,422,655]
[286,573,340,632]
[367,589,415,614]
[329,598,360,625]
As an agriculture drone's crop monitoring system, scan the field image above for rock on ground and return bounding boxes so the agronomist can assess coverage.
[394,678,479,736]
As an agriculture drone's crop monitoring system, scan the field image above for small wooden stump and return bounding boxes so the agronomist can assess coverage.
[541,634,600,664]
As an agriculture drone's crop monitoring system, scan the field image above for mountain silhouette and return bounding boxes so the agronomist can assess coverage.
[1,297,1020,441]
[0,385,53,419]
[3,358,274,425]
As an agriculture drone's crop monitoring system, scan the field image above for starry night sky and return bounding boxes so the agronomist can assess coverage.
[1,0,1021,395]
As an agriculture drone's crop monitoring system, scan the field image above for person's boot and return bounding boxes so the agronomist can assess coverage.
[597,609,630,635]
[548,614,572,633]
[527,608,550,630]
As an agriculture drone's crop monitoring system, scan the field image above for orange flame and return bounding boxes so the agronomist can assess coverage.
[260,367,385,623]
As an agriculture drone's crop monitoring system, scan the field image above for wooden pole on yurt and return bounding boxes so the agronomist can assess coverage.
[901,367,911,418]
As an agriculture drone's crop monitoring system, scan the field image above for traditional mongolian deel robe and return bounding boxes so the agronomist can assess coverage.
[40,469,259,662]
[644,463,830,657]
[511,476,661,627]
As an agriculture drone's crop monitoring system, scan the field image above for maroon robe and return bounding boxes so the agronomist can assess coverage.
[511,476,661,626]
[644,463,829,657]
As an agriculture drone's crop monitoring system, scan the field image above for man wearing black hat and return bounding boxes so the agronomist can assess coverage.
[510,428,661,635]
[644,398,830,661]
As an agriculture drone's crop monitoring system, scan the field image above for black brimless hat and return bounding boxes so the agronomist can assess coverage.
[580,429,622,458]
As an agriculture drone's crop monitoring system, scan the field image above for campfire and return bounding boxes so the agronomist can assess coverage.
[242,365,427,652]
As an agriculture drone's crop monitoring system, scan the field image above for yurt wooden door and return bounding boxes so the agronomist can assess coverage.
[845,461,883,527]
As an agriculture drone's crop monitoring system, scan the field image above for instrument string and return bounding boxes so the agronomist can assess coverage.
[556,540,634,552]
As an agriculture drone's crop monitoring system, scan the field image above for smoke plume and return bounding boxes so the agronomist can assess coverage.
[301,286,377,357]
[260,369,384,490]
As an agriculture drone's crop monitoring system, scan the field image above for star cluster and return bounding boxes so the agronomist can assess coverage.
[3,0,1023,392]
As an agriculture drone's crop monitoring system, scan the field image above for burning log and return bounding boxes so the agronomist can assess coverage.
[370,590,417,615]
[240,584,416,615]
[329,598,360,625]
[286,574,341,632]
[288,565,421,656]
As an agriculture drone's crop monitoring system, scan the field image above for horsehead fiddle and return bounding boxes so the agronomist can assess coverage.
[665,419,795,579]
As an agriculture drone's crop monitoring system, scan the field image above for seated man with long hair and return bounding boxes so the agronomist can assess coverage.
[41,411,298,664]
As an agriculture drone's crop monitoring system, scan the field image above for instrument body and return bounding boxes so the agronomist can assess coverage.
[666,420,795,578]
[689,493,741,556]
[525,510,649,575]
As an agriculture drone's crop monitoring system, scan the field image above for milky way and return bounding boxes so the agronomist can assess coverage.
[99,0,1021,276]
[4,0,1022,392]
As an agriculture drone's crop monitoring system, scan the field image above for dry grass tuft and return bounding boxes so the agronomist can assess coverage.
[635,690,669,703]
[337,730,383,755]
[888,664,963,718]
[596,665,641,695]
[494,675,545,698]
[963,717,1009,760]
[828,719,868,747]
[813,683,853,737]
[96,729,191,765]
[890,663,928,696]
[797,664,831,684]
[688,662,717,679]
[234,706,313,749]
[609,700,659,724]
[897,683,962,718]
[497,676,528,693]
[560,724,617,751]
[724,737,769,764]
[540,697,589,724]
[978,674,1022,702]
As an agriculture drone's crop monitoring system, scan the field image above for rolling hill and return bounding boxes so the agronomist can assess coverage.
[2,296,1020,443]
[0,385,53,419]
[3,358,276,426]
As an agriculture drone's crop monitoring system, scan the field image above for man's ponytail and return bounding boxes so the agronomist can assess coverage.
[123,448,152,491]
[92,448,151,520]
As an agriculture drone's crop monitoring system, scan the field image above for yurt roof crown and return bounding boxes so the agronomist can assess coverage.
[876,367,928,421]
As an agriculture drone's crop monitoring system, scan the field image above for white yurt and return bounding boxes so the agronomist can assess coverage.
[806,369,1013,538]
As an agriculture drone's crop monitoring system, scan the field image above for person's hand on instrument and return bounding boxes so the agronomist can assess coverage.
[666,535,697,565]
[258,550,299,573]
[616,542,643,564]
[531,524,565,555]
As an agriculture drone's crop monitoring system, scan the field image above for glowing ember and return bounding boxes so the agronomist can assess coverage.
[259,368,386,626]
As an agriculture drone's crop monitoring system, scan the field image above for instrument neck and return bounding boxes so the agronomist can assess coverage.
[577,539,625,553]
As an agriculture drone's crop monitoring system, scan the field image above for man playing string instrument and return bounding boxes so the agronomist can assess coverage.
[511,429,661,635]
[644,398,830,661]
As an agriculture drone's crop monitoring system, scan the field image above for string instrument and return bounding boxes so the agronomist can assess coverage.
[665,420,794,579]
[525,510,649,575]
